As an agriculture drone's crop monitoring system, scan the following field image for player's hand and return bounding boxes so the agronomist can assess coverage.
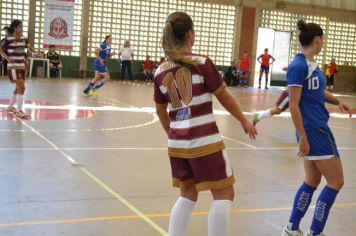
[298,136,310,158]
[338,101,352,118]
[241,120,257,140]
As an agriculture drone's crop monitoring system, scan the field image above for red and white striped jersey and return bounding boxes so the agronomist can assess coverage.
[154,54,226,158]
[1,36,29,70]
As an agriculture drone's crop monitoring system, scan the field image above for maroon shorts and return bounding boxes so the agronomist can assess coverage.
[170,150,235,192]
[276,90,289,111]
[7,69,26,82]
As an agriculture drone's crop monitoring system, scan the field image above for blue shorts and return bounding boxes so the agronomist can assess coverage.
[240,71,248,77]
[297,126,340,160]
[260,66,269,73]
[95,63,108,74]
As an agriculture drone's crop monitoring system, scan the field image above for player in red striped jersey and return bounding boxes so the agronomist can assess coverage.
[154,12,257,236]
[0,20,41,118]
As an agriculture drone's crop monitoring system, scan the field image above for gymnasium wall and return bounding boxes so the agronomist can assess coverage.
[334,66,356,93]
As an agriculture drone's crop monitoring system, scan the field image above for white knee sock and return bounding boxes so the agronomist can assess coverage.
[16,95,24,112]
[258,109,272,120]
[168,197,196,236]
[9,93,16,107]
[208,200,232,236]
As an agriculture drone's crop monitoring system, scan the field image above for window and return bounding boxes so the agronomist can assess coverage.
[261,9,356,66]
[88,0,236,65]
[326,19,356,66]
[0,0,29,39]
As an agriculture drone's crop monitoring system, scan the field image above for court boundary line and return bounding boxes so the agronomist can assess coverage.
[222,135,257,148]
[0,147,356,151]
[1,202,355,228]
[17,119,168,236]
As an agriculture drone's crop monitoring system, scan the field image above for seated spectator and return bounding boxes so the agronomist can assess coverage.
[46,45,63,77]
[143,55,153,82]
[224,61,238,86]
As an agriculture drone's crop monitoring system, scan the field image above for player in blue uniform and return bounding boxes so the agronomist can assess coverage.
[83,35,114,96]
[281,20,352,236]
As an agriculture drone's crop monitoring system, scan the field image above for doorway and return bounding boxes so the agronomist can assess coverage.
[254,28,292,87]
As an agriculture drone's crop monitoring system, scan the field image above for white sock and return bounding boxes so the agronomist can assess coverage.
[258,109,272,120]
[168,197,196,236]
[9,93,16,107]
[208,200,232,236]
[330,85,334,89]
[16,95,24,112]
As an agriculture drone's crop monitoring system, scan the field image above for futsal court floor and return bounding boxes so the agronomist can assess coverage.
[0,77,355,236]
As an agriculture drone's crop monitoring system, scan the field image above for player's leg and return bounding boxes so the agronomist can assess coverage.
[206,151,234,236]
[8,87,17,113]
[168,158,197,236]
[188,150,235,236]
[92,72,110,95]
[264,70,269,89]
[330,75,334,90]
[13,71,28,118]
[83,71,101,95]
[304,157,343,236]
[258,67,263,88]
[282,160,320,236]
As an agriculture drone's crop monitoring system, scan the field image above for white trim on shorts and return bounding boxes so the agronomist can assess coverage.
[95,71,108,75]
[11,69,18,81]
[278,96,289,110]
[304,155,335,161]
[222,149,233,176]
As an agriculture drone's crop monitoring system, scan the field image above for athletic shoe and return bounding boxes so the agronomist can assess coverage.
[265,86,269,89]
[14,111,29,118]
[304,230,326,236]
[91,89,99,96]
[7,106,17,113]
[252,113,260,126]
[83,90,93,96]
[258,86,261,89]
[281,225,303,236]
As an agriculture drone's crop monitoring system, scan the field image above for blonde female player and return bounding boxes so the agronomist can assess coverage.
[281,20,352,236]
[0,20,41,118]
[154,12,257,236]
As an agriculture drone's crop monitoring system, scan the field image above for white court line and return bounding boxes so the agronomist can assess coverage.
[221,135,257,148]
[15,119,168,235]
[1,147,355,151]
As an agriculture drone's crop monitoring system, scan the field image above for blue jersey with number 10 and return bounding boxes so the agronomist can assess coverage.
[287,53,329,130]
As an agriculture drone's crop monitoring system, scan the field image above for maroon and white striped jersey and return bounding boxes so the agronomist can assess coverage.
[1,36,29,70]
[154,54,226,158]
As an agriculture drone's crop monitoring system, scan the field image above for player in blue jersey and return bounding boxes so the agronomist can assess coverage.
[281,20,352,236]
[83,35,115,96]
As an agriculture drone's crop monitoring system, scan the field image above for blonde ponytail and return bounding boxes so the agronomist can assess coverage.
[161,12,198,68]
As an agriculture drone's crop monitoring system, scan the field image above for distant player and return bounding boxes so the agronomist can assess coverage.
[0,20,41,118]
[239,51,250,87]
[325,58,337,90]
[257,48,275,89]
[83,35,114,96]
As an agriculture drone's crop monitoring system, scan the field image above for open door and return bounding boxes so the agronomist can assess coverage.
[254,28,291,87]
[271,31,291,86]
